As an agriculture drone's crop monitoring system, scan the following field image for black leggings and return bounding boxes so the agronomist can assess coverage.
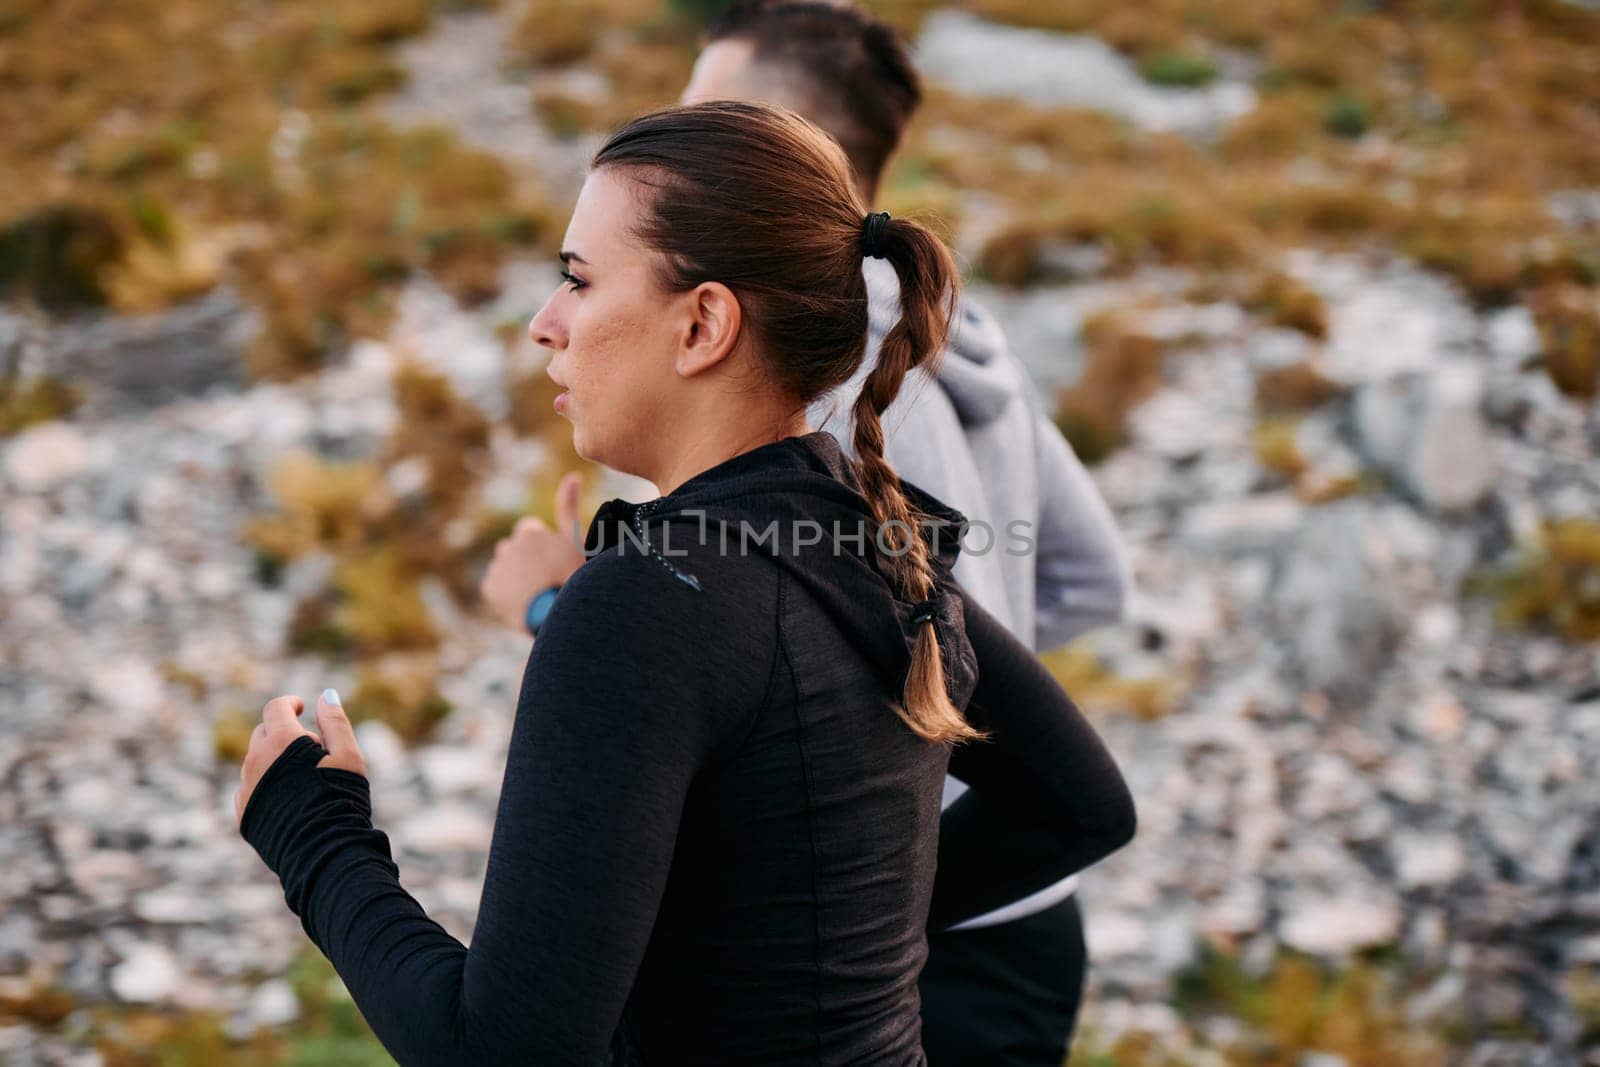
[918,894,1088,1067]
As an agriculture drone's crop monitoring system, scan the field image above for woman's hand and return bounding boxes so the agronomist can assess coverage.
[480,471,588,632]
[234,688,368,827]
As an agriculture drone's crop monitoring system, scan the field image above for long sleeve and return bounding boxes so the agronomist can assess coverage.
[239,545,767,1066]
[1026,387,1132,652]
[928,581,1137,931]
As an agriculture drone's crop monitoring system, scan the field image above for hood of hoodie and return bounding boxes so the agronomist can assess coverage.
[862,257,1014,427]
[583,430,979,712]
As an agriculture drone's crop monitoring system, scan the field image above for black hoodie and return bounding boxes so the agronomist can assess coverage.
[240,430,1135,1067]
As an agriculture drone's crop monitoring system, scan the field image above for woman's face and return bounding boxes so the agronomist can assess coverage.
[530,168,690,477]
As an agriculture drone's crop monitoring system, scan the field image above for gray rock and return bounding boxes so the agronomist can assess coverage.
[387,11,594,195]
[244,978,299,1028]
[4,423,91,491]
[86,657,166,719]
[1279,893,1401,955]
[1547,189,1600,229]
[1183,492,1304,556]
[0,913,38,974]
[1391,832,1465,888]
[1484,306,1542,374]
[109,943,183,1003]
[1313,254,1478,385]
[1267,502,1407,705]
[1406,398,1495,516]
[1352,363,1494,515]
[395,803,492,853]
[43,288,252,417]
[1129,387,1236,461]
[1245,326,1315,371]
[134,888,219,925]
[1300,1053,1349,1067]
[353,720,409,782]
[1084,909,1146,961]
[389,280,513,421]
[416,745,493,796]
[915,11,1257,134]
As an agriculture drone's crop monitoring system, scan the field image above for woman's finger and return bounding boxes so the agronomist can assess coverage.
[262,694,305,733]
[315,689,365,774]
[241,723,267,779]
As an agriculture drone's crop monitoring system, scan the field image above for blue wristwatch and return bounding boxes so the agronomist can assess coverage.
[524,583,562,635]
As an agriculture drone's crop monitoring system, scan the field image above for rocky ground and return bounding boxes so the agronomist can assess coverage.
[1,5,1597,1065]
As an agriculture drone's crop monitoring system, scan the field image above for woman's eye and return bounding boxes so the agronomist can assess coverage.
[559,269,587,291]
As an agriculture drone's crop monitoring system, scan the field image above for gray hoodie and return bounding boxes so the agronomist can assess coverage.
[807,257,1133,928]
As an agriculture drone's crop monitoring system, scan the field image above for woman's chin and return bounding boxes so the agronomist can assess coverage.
[567,423,597,464]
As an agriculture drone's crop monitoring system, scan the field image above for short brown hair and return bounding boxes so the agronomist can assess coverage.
[593,101,980,744]
[701,1,921,199]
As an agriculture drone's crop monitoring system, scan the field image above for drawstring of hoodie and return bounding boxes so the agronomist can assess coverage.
[632,498,704,592]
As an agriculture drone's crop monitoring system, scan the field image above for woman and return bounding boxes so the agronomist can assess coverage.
[233,100,1136,1066]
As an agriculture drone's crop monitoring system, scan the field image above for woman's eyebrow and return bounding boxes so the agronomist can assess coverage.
[558,250,591,266]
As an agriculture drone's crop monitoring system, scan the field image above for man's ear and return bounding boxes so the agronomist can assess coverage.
[675,281,743,378]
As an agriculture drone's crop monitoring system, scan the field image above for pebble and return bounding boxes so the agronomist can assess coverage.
[395,804,493,853]
[244,978,299,1028]
[4,422,91,491]
[109,944,183,1003]
[1280,895,1402,955]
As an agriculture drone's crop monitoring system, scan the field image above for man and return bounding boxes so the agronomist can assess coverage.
[482,3,1132,1062]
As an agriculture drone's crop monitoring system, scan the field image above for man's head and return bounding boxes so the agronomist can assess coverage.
[680,1,922,205]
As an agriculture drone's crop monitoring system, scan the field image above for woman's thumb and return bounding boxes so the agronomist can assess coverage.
[555,471,583,545]
[314,688,362,769]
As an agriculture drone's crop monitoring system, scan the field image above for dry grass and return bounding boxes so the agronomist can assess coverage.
[240,349,621,741]
[885,0,1599,338]
[872,0,1600,462]
[1481,518,1600,643]
[514,0,695,135]
[0,375,82,436]
[1529,282,1600,400]
[512,0,604,65]
[1039,642,1178,720]
[0,0,553,380]
[350,655,455,744]
[1052,308,1174,464]
[1162,944,1450,1066]
[242,362,516,736]
[4,947,392,1065]
[1252,416,1310,484]
[1253,360,1344,415]
[1243,271,1328,338]
[1068,944,1458,1065]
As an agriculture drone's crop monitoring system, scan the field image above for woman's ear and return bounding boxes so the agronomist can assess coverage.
[675,281,743,378]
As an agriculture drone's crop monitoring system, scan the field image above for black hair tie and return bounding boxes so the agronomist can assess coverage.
[909,598,938,626]
[861,211,891,260]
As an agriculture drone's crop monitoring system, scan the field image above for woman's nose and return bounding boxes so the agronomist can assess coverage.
[528,294,566,350]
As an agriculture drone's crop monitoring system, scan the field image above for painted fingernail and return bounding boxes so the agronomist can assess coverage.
[322,688,342,707]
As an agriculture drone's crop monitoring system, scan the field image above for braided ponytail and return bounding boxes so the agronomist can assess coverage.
[850,214,987,745]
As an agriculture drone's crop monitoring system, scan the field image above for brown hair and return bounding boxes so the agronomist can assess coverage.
[700,1,921,201]
[593,100,982,745]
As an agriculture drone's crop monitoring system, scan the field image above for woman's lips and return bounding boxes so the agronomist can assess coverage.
[554,391,569,413]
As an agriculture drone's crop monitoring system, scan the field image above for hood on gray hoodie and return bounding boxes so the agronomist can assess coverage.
[830,257,1016,430]
[582,429,979,713]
